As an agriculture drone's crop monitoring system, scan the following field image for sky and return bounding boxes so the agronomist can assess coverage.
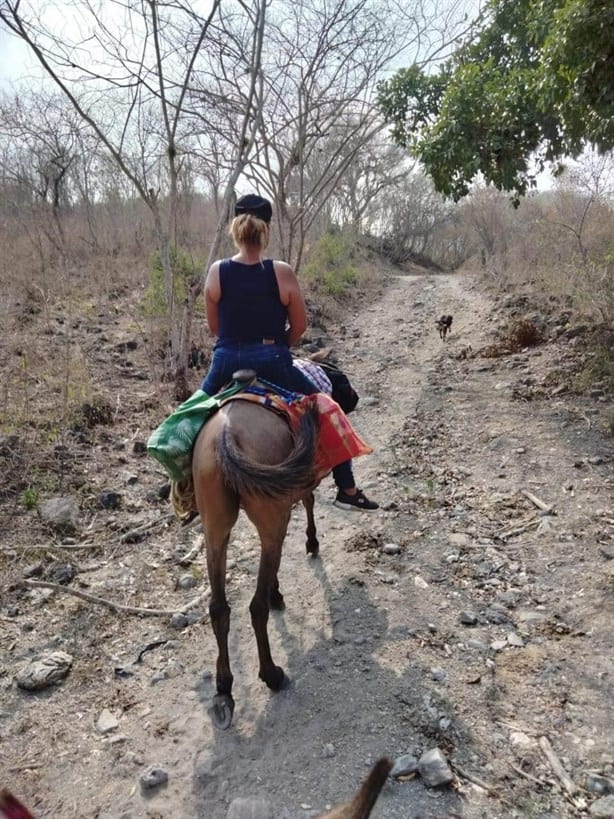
[0,27,35,88]
[0,2,566,193]
[0,0,482,90]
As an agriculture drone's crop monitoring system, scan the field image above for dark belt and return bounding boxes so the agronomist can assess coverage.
[220,338,285,346]
[219,337,284,346]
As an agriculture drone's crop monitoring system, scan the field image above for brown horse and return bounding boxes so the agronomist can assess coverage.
[191,388,320,729]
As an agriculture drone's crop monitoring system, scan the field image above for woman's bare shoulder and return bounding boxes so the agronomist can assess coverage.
[272,259,296,277]
[207,259,226,276]
[205,260,223,293]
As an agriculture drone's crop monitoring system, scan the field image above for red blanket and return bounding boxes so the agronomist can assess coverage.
[223,391,373,482]
[296,392,372,481]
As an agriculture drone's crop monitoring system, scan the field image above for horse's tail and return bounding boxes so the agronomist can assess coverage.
[217,406,319,498]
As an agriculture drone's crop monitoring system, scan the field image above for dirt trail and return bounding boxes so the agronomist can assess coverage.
[3,270,613,819]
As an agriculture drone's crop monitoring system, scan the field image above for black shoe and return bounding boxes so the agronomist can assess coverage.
[333,488,379,512]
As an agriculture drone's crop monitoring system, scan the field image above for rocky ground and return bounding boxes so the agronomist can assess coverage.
[1,268,613,819]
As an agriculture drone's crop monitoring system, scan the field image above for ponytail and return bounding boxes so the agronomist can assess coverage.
[230,213,269,250]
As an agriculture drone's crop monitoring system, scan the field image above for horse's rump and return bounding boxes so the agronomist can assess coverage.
[216,401,319,498]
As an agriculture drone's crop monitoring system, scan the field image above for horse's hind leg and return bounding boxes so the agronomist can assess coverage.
[247,504,291,691]
[202,496,239,729]
[303,491,319,557]
[270,576,285,611]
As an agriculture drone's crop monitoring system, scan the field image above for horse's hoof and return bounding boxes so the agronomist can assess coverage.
[270,589,285,610]
[208,693,234,729]
[278,672,291,691]
[306,538,319,557]
[260,665,289,692]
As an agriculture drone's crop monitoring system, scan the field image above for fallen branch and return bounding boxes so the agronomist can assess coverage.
[509,763,548,788]
[451,763,499,796]
[538,736,578,796]
[521,489,554,514]
[1,542,102,552]
[119,513,176,542]
[496,516,541,541]
[496,719,537,736]
[20,579,209,618]
[8,762,44,772]
[178,543,202,565]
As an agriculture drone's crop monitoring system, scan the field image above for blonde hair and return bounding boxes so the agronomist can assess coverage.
[230,213,269,250]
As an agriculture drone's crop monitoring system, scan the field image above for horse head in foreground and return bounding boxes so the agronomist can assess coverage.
[191,372,321,728]
[0,789,35,819]
[318,757,393,818]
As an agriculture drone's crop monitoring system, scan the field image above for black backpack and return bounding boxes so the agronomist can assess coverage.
[318,361,359,414]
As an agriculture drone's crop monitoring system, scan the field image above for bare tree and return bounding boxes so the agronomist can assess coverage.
[0,91,84,251]
[0,0,267,396]
[372,171,456,265]
[550,149,614,267]
[328,137,410,232]
[241,0,474,270]
[562,147,614,204]
[0,0,474,392]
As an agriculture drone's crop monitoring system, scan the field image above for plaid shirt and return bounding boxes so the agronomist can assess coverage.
[292,358,333,395]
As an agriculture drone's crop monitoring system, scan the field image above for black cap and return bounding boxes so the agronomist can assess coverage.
[234,194,272,223]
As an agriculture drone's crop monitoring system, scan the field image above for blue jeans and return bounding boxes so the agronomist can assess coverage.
[201,342,317,397]
[201,342,355,490]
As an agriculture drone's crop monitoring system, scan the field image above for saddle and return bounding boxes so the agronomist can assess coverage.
[149,369,372,522]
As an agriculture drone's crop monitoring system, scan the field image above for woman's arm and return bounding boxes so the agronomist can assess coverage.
[274,261,307,346]
[204,261,221,336]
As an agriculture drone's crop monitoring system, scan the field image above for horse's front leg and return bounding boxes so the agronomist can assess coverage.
[248,508,291,691]
[303,490,319,557]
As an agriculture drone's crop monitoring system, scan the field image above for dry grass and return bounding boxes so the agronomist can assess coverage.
[458,187,613,391]
[0,214,391,529]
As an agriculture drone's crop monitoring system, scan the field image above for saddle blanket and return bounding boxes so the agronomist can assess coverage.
[224,390,372,483]
[148,379,372,485]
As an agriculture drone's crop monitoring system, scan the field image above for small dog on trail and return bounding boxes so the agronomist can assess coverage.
[436,314,453,341]
[318,757,392,818]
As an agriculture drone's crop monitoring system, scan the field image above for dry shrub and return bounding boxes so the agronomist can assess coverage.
[481,318,545,358]
[0,433,25,498]
[0,428,61,507]
[71,400,114,430]
[571,325,614,396]
[507,318,544,349]
[458,182,614,332]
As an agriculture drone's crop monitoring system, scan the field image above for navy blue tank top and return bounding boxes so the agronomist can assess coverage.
[217,258,288,345]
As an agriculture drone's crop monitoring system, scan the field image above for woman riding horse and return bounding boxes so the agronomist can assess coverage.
[201,193,378,512]
[194,194,378,727]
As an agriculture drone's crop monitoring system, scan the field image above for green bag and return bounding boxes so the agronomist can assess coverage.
[147,382,245,482]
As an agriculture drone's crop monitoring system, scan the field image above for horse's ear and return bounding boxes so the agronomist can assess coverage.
[308,347,333,363]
